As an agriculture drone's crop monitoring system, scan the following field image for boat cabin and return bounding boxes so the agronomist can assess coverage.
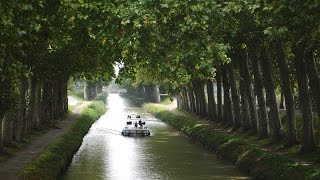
[121,114,150,137]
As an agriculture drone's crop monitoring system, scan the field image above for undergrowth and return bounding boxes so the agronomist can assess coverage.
[20,100,106,180]
[144,103,320,180]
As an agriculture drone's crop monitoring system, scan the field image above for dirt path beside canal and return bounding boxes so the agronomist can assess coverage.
[0,101,90,180]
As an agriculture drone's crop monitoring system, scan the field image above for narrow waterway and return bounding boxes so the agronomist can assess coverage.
[62,94,250,180]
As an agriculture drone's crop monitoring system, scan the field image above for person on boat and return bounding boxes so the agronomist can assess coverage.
[138,119,142,128]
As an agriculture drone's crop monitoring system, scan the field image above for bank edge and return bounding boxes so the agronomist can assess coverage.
[20,100,106,180]
[144,103,320,180]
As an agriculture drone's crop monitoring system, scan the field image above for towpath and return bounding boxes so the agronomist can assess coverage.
[0,101,89,180]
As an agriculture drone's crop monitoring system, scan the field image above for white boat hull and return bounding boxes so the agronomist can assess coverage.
[121,128,150,137]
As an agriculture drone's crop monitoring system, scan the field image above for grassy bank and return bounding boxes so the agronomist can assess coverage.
[144,104,320,180]
[20,100,106,179]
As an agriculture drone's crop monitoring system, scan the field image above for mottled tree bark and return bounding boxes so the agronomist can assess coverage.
[84,82,96,100]
[144,84,158,103]
[2,112,13,146]
[242,49,258,130]
[216,69,223,122]
[57,80,64,116]
[192,81,200,115]
[305,50,320,119]
[0,118,2,149]
[96,83,103,94]
[261,50,282,142]
[52,80,60,119]
[275,41,297,145]
[12,77,28,141]
[192,79,206,116]
[294,43,317,152]
[251,50,269,138]
[279,91,285,109]
[188,88,196,114]
[199,81,207,116]
[41,81,53,125]
[228,62,241,127]
[29,77,41,128]
[222,65,234,125]
[177,93,182,109]
[183,87,190,111]
[239,74,251,130]
[207,80,217,121]
[63,81,68,113]
[180,90,186,111]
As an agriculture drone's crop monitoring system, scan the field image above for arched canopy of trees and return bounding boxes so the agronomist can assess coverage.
[1,0,319,152]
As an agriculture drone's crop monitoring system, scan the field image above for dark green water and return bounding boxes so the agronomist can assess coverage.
[62,94,250,180]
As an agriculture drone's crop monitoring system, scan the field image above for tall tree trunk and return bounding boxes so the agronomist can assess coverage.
[260,49,282,142]
[275,40,297,145]
[30,77,41,128]
[216,68,223,122]
[57,80,64,116]
[251,50,269,138]
[228,62,241,127]
[242,49,258,130]
[28,77,36,129]
[192,81,200,115]
[96,82,103,94]
[12,77,28,141]
[64,81,68,113]
[212,82,217,120]
[294,43,317,152]
[2,112,13,146]
[0,117,3,149]
[192,80,206,116]
[183,87,190,111]
[184,87,192,112]
[207,80,217,121]
[41,81,53,125]
[222,65,234,125]
[84,82,95,100]
[177,93,182,109]
[305,50,320,119]
[52,80,60,119]
[180,91,186,111]
[279,91,285,109]
[199,81,207,116]
[188,88,196,114]
[239,74,251,130]
[151,84,161,103]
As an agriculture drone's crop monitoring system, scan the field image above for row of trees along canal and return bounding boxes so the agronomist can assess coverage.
[1,1,319,154]
[0,1,114,150]
[114,1,319,153]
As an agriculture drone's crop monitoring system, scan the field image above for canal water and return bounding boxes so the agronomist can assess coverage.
[62,94,250,180]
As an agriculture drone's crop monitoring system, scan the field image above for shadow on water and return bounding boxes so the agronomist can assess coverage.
[62,94,250,180]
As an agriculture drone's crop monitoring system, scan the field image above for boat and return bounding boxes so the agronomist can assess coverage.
[121,115,151,137]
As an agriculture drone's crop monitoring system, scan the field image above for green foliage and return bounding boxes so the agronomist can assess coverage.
[144,103,320,180]
[20,101,106,179]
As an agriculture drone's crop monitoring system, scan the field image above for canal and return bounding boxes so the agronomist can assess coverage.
[62,94,250,180]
